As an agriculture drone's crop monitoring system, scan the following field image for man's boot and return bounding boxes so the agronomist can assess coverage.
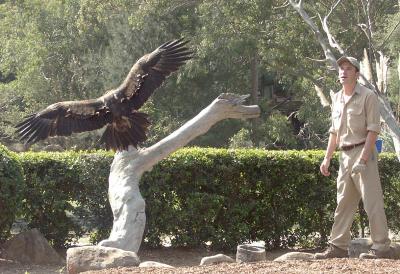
[359,248,394,259]
[314,244,348,259]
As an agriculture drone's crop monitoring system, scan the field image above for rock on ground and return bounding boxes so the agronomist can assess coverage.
[200,254,235,265]
[273,252,315,261]
[3,228,64,265]
[349,238,400,259]
[81,258,400,274]
[67,245,140,274]
[390,242,400,259]
[139,261,174,268]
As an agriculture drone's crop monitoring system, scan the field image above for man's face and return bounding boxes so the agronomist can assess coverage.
[338,61,359,85]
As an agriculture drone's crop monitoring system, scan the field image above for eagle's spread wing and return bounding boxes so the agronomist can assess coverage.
[16,99,110,144]
[110,38,193,110]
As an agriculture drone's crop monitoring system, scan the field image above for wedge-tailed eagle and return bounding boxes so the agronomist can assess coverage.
[16,38,192,151]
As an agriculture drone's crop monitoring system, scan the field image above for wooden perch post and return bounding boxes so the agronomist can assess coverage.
[98,93,260,252]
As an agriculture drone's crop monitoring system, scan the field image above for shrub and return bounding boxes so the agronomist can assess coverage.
[14,148,400,250]
[17,150,112,248]
[141,148,338,249]
[70,152,113,244]
[0,144,24,242]
[376,153,400,235]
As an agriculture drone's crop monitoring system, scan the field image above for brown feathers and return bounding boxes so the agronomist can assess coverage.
[15,38,193,151]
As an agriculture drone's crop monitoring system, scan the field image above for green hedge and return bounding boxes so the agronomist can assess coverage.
[141,148,338,249]
[11,148,400,250]
[0,144,24,242]
[17,150,113,248]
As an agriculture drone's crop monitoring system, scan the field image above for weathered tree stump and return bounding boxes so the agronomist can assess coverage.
[348,238,372,258]
[236,244,266,263]
[98,93,260,253]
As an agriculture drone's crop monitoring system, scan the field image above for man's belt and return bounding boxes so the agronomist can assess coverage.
[340,141,365,151]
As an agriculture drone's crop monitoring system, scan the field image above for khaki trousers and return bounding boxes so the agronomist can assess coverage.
[329,145,391,251]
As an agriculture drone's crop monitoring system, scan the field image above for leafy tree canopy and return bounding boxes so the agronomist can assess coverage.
[0,0,398,150]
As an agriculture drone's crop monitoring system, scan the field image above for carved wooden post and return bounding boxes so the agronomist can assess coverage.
[98,93,260,252]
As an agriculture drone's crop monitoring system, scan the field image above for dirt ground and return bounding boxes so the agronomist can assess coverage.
[1,247,400,274]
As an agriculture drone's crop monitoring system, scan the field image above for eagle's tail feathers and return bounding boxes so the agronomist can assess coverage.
[100,112,150,151]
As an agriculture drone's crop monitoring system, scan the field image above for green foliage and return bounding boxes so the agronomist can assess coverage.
[0,144,24,242]
[229,128,253,148]
[0,0,399,245]
[17,150,113,248]
[377,152,400,234]
[10,148,400,250]
[296,86,331,149]
[1,1,399,150]
[259,112,299,149]
[71,152,114,243]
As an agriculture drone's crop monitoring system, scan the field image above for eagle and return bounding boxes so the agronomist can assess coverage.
[16,38,192,151]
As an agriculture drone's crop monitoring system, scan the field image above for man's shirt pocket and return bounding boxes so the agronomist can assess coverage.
[347,105,364,133]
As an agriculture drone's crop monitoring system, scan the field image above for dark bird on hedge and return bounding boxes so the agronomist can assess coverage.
[15,38,192,151]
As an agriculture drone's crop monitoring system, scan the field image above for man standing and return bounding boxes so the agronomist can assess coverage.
[315,56,392,259]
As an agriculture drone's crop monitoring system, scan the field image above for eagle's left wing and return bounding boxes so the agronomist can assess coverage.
[108,38,193,110]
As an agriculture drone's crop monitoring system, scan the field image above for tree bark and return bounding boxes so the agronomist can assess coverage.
[391,55,400,159]
[98,93,260,252]
[250,51,261,145]
[251,52,259,105]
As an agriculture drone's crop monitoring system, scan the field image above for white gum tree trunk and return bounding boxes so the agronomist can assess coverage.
[98,93,260,252]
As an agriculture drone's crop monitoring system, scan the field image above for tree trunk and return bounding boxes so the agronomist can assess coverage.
[251,52,259,105]
[250,51,261,146]
[391,54,400,159]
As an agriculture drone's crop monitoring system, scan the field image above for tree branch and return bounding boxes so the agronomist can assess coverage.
[359,0,379,88]
[273,1,290,10]
[288,0,338,70]
[377,19,400,50]
[282,66,332,107]
[305,57,328,63]
[136,93,260,172]
[358,74,400,139]
[320,0,345,55]
[314,84,331,107]
[162,0,201,16]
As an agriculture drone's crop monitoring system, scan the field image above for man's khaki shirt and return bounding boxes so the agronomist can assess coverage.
[329,83,380,147]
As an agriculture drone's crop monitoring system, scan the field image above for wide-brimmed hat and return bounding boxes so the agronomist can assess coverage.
[337,56,360,71]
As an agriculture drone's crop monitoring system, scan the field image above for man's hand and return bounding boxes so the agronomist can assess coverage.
[320,158,331,176]
[352,161,366,174]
